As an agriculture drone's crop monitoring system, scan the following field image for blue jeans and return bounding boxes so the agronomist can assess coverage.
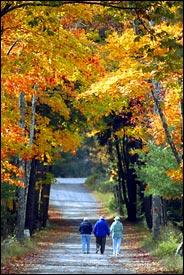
[112,237,122,255]
[81,234,91,253]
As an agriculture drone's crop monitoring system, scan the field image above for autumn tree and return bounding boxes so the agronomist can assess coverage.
[76,1,183,232]
[1,1,183,241]
[1,2,106,239]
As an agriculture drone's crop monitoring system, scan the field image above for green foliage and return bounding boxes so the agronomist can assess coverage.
[1,235,35,264]
[36,171,56,189]
[96,179,115,193]
[1,183,16,201]
[85,173,121,216]
[85,173,103,190]
[161,255,183,274]
[142,223,183,273]
[44,172,56,185]
[154,239,178,257]
[85,173,115,192]
[153,226,182,257]
[108,196,118,212]
[134,142,182,198]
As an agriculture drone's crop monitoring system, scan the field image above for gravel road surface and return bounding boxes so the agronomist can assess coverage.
[21,178,136,274]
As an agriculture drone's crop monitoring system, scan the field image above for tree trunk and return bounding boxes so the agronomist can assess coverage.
[175,242,183,256]
[33,187,41,231]
[116,176,124,214]
[25,95,37,195]
[122,135,137,222]
[151,85,181,165]
[152,195,162,239]
[40,183,51,227]
[144,195,152,230]
[138,181,145,216]
[16,94,36,240]
[126,169,137,222]
[1,201,8,238]
[16,92,26,241]
[114,135,129,211]
[161,198,167,226]
[25,158,38,235]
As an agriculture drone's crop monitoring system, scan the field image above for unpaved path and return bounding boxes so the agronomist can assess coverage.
[20,179,136,274]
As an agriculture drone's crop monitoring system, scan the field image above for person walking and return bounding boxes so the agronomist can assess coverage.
[93,215,110,255]
[110,216,123,256]
[79,217,93,254]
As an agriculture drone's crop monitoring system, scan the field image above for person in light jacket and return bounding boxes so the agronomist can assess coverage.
[110,216,123,256]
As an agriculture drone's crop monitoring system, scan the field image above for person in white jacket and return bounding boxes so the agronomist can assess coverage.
[110,216,123,256]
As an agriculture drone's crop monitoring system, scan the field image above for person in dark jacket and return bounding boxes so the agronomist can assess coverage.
[79,217,93,254]
[93,216,110,254]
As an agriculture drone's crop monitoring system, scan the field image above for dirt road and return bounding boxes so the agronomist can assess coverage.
[20,179,136,274]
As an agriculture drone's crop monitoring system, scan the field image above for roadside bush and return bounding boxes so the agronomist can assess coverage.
[85,173,102,190]
[97,179,115,193]
[142,223,183,273]
[108,196,118,211]
[154,238,178,257]
[85,173,99,190]
[162,256,183,274]
[85,174,116,192]
[1,235,35,264]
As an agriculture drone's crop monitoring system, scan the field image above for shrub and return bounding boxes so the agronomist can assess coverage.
[162,255,183,273]
[1,235,35,264]
[85,173,106,190]
[85,173,116,192]
[154,239,178,257]
[97,179,115,193]
[142,223,183,273]
[108,196,118,211]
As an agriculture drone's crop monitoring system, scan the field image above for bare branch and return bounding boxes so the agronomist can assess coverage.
[1,1,149,18]
[7,40,20,56]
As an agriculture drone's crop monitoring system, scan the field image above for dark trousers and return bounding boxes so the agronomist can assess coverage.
[96,236,106,254]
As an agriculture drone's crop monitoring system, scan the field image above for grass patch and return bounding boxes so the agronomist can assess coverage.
[1,226,55,266]
[141,223,183,274]
[1,236,36,265]
[161,256,183,274]
[93,191,117,213]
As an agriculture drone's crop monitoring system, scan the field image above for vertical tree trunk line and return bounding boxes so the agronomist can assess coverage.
[107,139,124,213]
[122,134,137,222]
[40,183,51,227]
[16,93,37,240]
[143,195,153,230]
[25,95,37,197]
[151,89,181,165]
[114,135,129,210]
[152,195,167,239]
[25,158,38,235]
[16,92,26,240]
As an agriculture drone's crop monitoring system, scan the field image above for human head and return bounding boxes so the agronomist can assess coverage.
[83,217,88,221]
[100,215,105,220]
[114,216,120,221]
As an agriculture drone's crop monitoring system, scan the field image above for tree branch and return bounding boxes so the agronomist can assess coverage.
[134,10,153,35]
[151,89,181,165]
[7,40,20,56]
[1,1,148,18]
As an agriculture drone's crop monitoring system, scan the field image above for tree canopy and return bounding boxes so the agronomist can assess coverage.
[1,0,183,239]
